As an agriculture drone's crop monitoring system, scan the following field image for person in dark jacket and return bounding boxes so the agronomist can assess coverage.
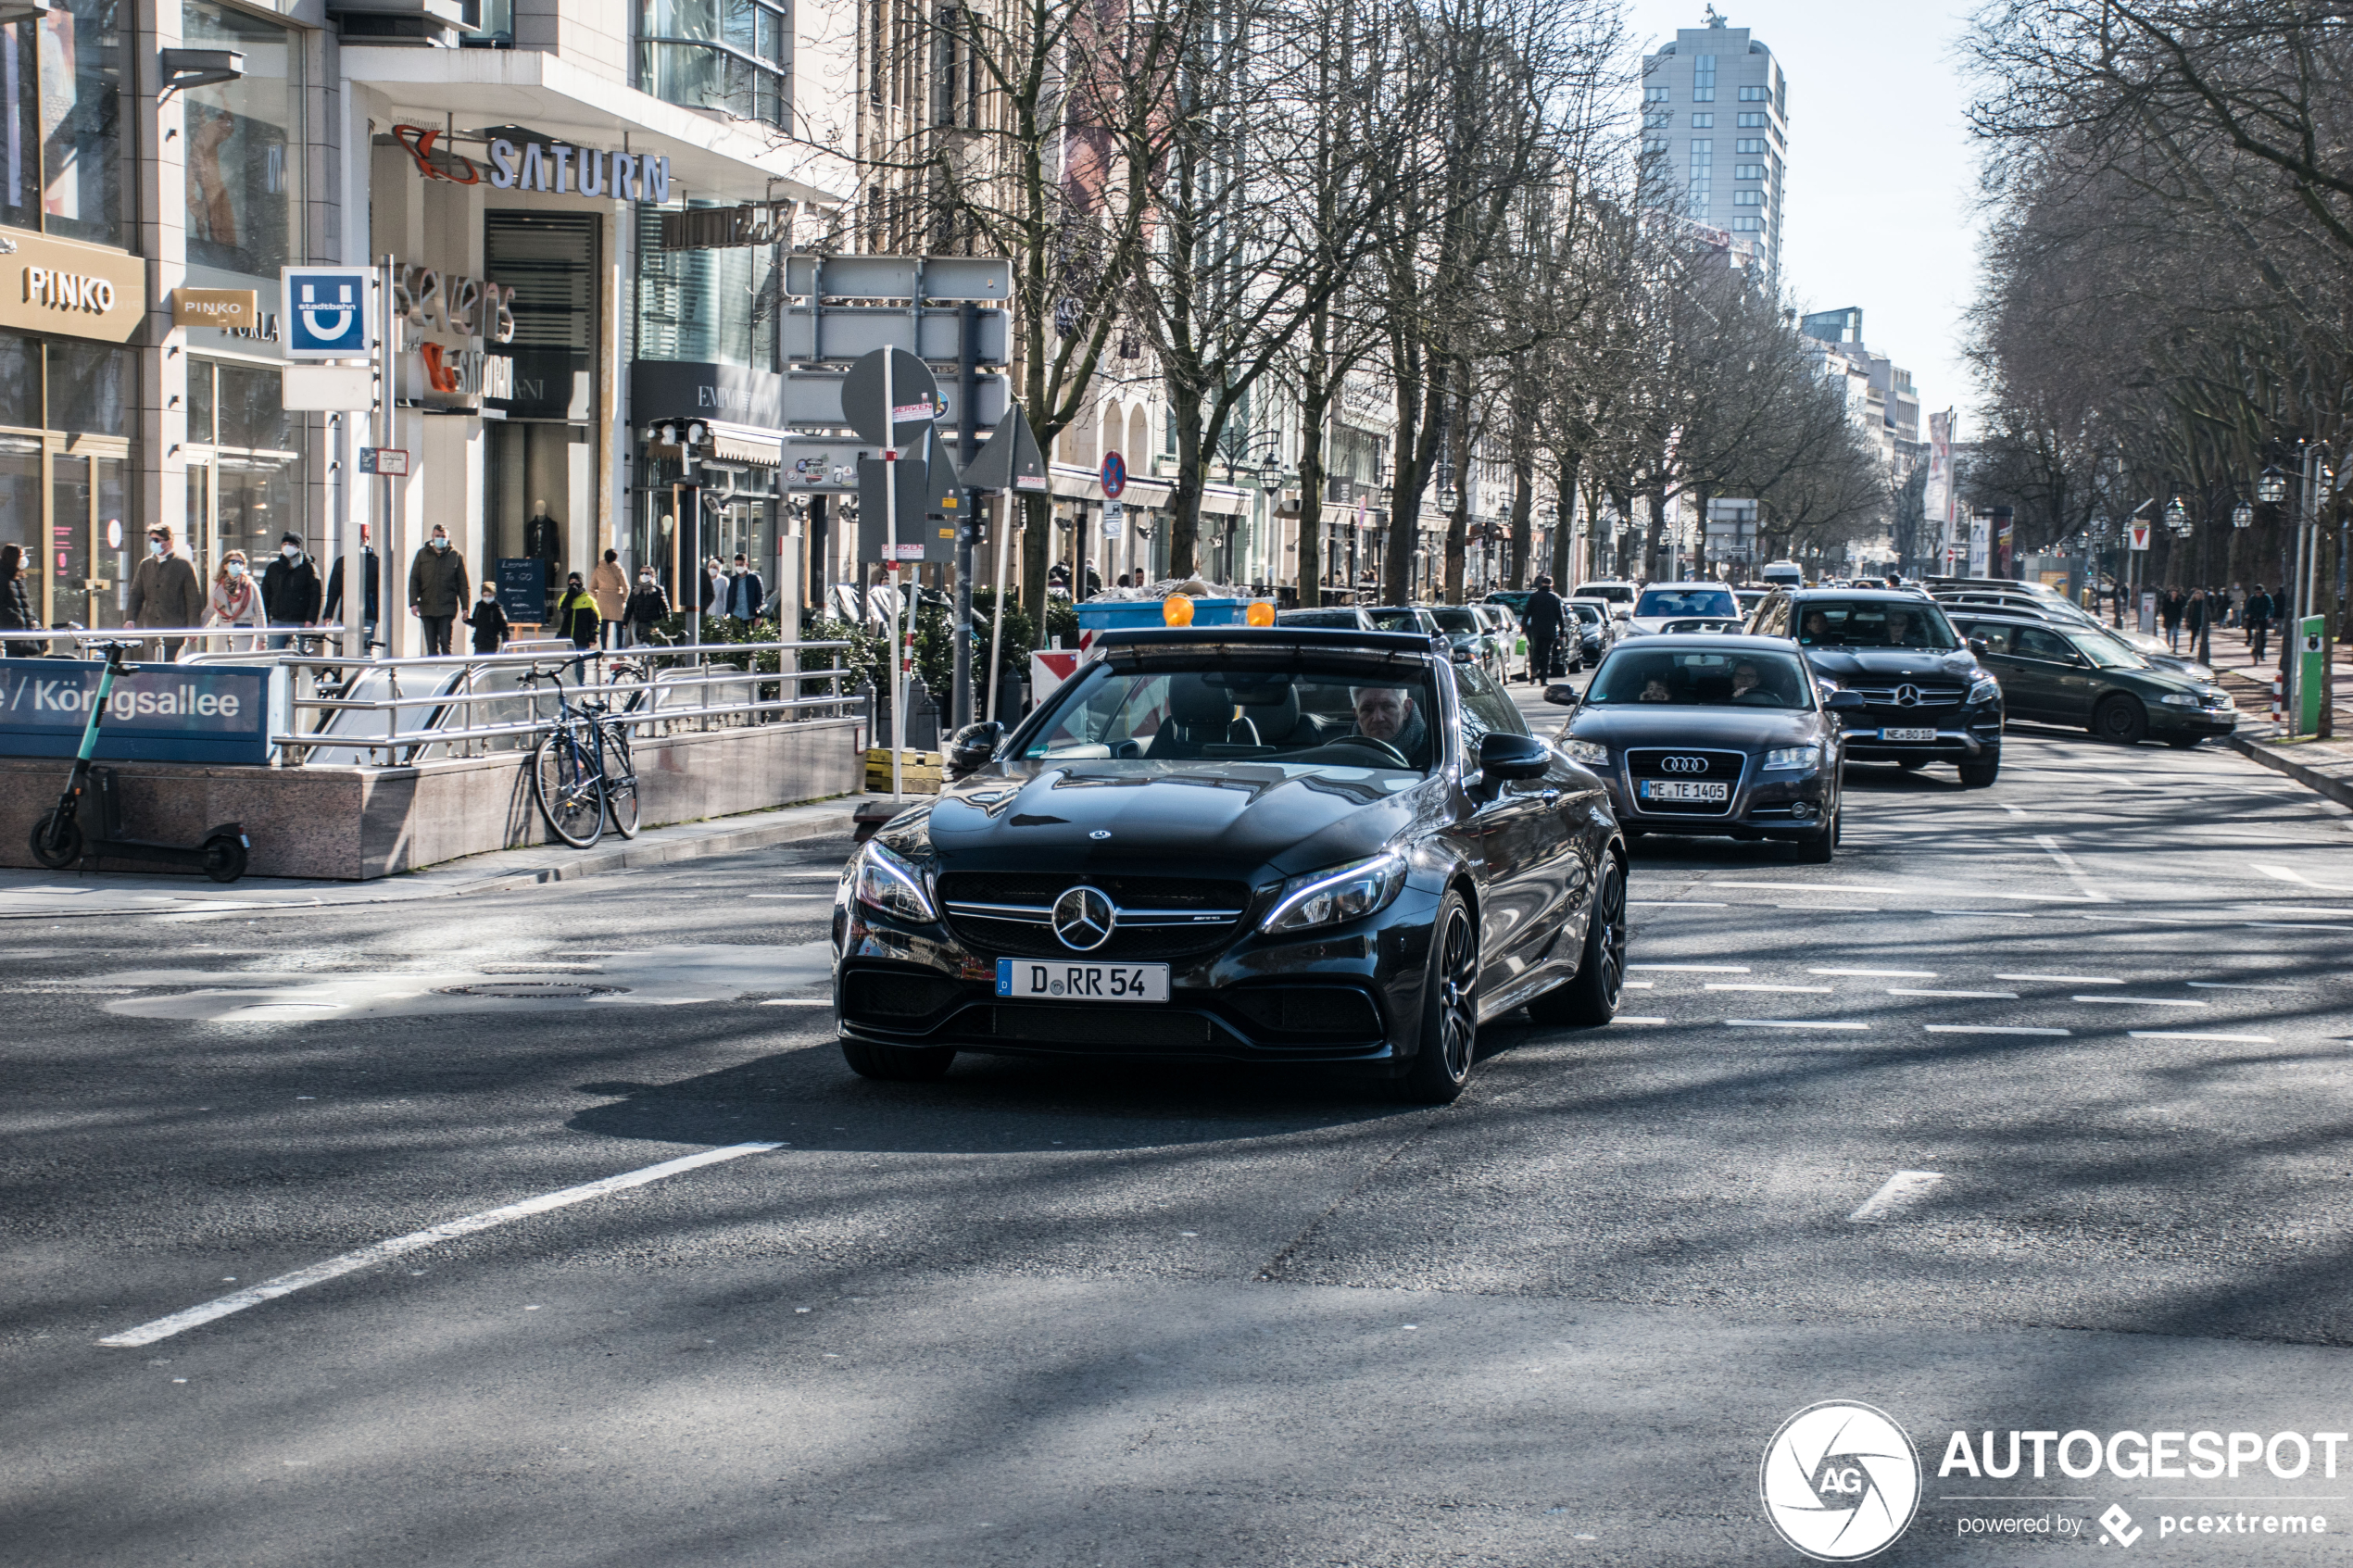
[324,524,382,653]
[1521,574,1567,684]
[409,524,469,656]
[2246,583,2275,663]
[2160,587,2185,650]
[554,571,601,650]
[125,523,204,660]
[0,542,36,656]
[466,581,509,654]
[259,531,322,649]
[724,552,765,624]
[622,567,671,647]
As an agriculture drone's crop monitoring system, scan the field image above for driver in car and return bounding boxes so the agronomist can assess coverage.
[1730,660,1767,701]
[1351,685,1428,761]
[1883,608,1919,646]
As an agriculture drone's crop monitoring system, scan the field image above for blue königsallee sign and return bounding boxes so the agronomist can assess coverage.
[0,659,277,763]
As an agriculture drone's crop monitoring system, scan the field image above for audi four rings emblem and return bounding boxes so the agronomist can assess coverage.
[1660,755,1709,774]
[1895,684,1921,706]
[1051,885,1116,951]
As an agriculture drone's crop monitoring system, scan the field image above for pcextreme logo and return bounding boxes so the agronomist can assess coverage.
[1760,1401,1923,1562]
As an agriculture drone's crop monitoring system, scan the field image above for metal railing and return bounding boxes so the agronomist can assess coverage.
[2,629,865,767]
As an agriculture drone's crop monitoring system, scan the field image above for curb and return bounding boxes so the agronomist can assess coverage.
[2225,732,2353,813]
[443,801,861,897]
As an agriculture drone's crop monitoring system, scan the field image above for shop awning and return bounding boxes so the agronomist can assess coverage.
[708,421,783,466]
[344,47,855,205]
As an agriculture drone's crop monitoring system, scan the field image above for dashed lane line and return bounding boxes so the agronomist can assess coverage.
[2033,834,2109,901]
[94,1142,783,1348]
[1705,983,1834,994]
[2128,1031,2279,1044]
[1812,967,1938,978]
[1887,988,2020,999]
[1999,973,2122,985]
[2073,996,2208,1008]
[1923,1025,2070,1036]
[1629,963,1751,973]
[1849,1171,1945,1223]
[1723,1019,1869,1031]
[1611,1016,1667,1025]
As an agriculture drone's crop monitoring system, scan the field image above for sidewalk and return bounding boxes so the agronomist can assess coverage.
[0,797,860,922]
[2200,624,2353,811]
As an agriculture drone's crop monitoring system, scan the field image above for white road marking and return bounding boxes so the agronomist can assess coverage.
[1706,983,1834,994]
[2245,922,2353,931]
[1999,973,2120,985]
[95,1142,782,1348]
[1610,1016,1667,1025]
[2257,864,2343,890]
[2073,996,2208,1007]
[1849,1171,1944,1222]
[2128,1031,2278,1044]
[1623,980,1655,988]
[1778,904,1881,912]
[1628,900,1730,908]
[1887,988,2020,999]
[1813,967,1938,978]
[760,998,833,1007]
[1999,803,2029,818]
[1723,1019,1869,1030]
[1932,909,2037,917]
[1923,1024,2070,1036]
[2033,834,2108,900]
[1629,963,1750,973]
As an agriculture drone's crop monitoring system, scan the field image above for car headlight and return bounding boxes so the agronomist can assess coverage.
[1762,744,1821,772]
[852,839,938,923]
[2206,689,2234,709]
[1968,677,2001,703]
[1262,850,1407,935]
[2159,692,2200,708]
[1566,737,1610,766]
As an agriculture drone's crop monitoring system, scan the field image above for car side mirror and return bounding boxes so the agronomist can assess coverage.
[1826,689,1868,711]
[1968,637,1989,656]
[945,720,1004,779]
[1476,731,1552,783]
[1542,683,1578,706]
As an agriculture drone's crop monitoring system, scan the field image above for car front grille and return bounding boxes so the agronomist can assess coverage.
[1849,684,1967,706]
[1622,748,1744,817]
[937,872,1252,960]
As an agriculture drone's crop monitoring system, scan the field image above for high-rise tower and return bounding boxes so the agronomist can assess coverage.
[1640,9,1787,276]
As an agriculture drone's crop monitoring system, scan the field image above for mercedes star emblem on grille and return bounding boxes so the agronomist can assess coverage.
[1051,885,1116,951]
[1661,755,1709,773]
[1895,684,1920,707]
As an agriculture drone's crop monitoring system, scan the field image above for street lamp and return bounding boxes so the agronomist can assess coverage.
[2164,495,2190,534]
[2233,501,2254,529]
[2257,466,2289,506]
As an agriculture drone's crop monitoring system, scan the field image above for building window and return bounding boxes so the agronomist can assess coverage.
[0,0,125,247]
[1730,216,1762,232]
[1690,113,1712,128]
[1643,84,1669,103]
[1733,189,1763,207]
[1733,163,1764,181]
[1692,53,1714,102]
[1737,111,1768,128]
[182,1,301,282]
[1686,139,1711,219]
[637,0,790,129]
[1642,138,1668,157]
[635,205,777,376]
[1735,138,1765,155]
[1642,108,1669,129]
[1738,84,1768,101]
[0,330,136,630]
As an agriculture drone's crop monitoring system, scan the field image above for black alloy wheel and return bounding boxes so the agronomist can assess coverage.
[1795,805,1838,863]
[2093,695,2147,745]
[1529,854,1626,1026]
[1398,890,1480,1104]
[840,1038,958,1081]
[1957,754,2000,787]
[28,809,82,870]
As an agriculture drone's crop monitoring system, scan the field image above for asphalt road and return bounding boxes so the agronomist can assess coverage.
[9,698,2353,1566]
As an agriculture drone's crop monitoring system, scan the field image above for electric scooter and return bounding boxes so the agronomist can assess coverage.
[28,642,250,883]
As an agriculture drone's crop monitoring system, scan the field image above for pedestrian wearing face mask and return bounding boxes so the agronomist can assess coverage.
[588,548,628,649]
[259,532,321,650]
[623,566,671,647]
[125,524,203,660]
[555,570,601,651]
[205,550,263,651]
[466,581,509,654]
[408,524,469,656]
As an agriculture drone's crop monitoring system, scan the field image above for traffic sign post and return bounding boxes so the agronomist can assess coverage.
[1101,451,1126,500]
[843,348,939,802]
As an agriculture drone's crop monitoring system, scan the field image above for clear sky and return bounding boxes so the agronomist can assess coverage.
[1621,0,1986,435]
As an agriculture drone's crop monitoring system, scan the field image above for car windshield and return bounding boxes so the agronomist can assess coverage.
[1020,664,1441,772]
[1584,648,1812,709]
[1368,608,1424,633]
[1635,587,1738,618]
[1280,609,1359,628]
[2065,629,2146,670]
[1578,583,1634,604]
[1792,600,1959,650]
[1568,603,1603,625]
[1428,608,1481,633]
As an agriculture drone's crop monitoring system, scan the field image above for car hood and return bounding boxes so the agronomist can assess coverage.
[1799,647,1982,684]
[900,759,1434,879]
[1567,705,1822,748]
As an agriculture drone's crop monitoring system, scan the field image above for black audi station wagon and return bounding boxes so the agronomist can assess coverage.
[1547,634,1856,861]
[832,626,1630,1103]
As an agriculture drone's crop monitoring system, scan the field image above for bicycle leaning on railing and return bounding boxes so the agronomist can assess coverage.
[516,663,642,848]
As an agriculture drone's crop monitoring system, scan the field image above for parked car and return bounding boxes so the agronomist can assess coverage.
[1941,608,2237,747]
[1574,581,1640,621]
[834,625,1631,1103]
[1368,606,1442,638]
[1926,586,2209,680]
[1565,599,1613,668]
[1624,582,1745,639]
[1426,604,1507,677]
[1545,635,1852,861]
[1277,607,1377,631]
[1745,587,2006,785]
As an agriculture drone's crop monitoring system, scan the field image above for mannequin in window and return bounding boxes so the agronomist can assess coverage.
[524,498,561,618]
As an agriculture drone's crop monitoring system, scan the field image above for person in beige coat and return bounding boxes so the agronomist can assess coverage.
[125,523,204,660]
[587,548,629,649]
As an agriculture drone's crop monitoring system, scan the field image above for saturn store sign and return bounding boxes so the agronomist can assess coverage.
[393,124,672,204]
[0,231,145,343]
